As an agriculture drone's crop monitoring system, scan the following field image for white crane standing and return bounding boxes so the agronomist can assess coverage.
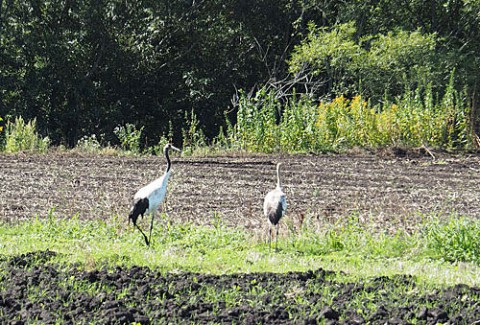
[263,162,287,249]
[128,143,181,246]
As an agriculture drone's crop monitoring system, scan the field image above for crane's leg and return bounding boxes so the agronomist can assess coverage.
[275,224,279,250]
[268,225,272,249]
[148,212,155,247]
[134,218,150,246]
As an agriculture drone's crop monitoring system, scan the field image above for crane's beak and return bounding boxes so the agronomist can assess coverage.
[170,145,182,153]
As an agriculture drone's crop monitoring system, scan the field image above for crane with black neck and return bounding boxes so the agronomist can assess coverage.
[128,143,181,246]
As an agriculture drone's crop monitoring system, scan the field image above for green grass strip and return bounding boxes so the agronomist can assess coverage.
[1,211,480,288]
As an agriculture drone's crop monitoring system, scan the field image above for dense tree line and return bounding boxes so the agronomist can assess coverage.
[1,0,480,147]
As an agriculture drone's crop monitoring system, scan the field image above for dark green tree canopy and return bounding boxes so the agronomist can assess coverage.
[1,0,479,146]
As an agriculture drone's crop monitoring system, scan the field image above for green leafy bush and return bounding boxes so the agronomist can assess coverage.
[182,109,207,155]
[113,124,144,154]
[4,117,50,153]
[289,22,437,101]
[76,134,103,153]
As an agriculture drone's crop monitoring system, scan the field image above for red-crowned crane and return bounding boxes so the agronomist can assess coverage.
[263,162,287,249]
[128,143,181,246]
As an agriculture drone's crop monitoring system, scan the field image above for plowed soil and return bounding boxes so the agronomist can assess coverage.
[2,150,480,323]
[1,250,480,324]
[2,150,480,232]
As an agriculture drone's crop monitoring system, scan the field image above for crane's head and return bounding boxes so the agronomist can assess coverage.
[164,143,182,155]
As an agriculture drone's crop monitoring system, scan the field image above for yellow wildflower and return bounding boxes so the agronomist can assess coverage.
[333,95,346,106]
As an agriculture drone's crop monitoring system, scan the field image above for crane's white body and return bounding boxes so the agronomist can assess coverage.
[134,171,171,215]
[263,186,287,223]
[263,163,287,249]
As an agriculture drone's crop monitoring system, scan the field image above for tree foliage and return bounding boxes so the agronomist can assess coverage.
[289,22,438,101]
[1,0,317,146]
[1,0,480,147]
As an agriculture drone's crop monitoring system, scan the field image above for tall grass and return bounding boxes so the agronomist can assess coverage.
[75,134,104,154]
[0,116,4,149]
[181,109,207,155]
[3,117,50,153]
[224,79,473,152]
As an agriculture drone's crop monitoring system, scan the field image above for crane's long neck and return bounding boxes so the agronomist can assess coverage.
[276,163,281,188]
[164,147,171,173]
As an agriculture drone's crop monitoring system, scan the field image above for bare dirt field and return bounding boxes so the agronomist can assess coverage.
[2,150,480,232]
[2,150,480,324]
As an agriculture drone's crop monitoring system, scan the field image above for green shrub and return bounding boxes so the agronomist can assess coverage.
[288,22,437,101]
[113,123,143,154]
[4,117,50,153]
[76,134,103,153]
[232,89,280,152]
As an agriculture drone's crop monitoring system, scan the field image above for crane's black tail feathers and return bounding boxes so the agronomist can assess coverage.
[128,198,149,225]
[128,198,150,246]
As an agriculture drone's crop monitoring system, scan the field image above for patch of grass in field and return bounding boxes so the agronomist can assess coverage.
[424,216,480,264]
[1,210,480,288]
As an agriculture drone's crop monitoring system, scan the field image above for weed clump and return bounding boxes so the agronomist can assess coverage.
[425,217,480,264]
[224,77,472,153]
[3,117,50,153]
